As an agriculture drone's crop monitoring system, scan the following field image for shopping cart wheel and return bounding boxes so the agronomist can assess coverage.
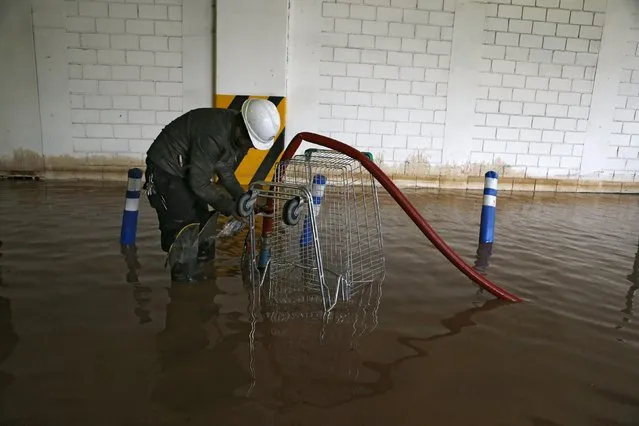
[282,196,303,226]
[236,190,257,217]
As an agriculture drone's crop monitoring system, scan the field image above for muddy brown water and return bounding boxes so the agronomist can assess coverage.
[0,180,638,426]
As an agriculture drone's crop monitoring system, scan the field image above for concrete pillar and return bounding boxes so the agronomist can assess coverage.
[183,0,214,112]
[216,0,288,96]
[442,0,486,166]
[580,0,635,178]
[0,0,43,173]
[286,0,323,151]
[215,0,288,183]
[32,0,73,160]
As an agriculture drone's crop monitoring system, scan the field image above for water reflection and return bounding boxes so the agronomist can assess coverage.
[251,290,505,410]
[0,240,16,403]
[357,298,506,401]
[616,237,639,333]
[627,237,639,285]
[0,296,18,404]
[120,244,152,325]
[474,242,493,276]
[254,302,381,409]
[530,417,562,426]
[0,240,3,286]
[149,258,505,415]
[152,263,253,415]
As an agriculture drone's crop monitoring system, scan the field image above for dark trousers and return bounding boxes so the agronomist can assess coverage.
[144,160,213,253]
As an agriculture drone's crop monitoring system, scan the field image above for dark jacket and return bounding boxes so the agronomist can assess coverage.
[146,108,249,215]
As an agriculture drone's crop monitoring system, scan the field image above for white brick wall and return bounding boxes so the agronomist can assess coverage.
[317,0,638,180]
[470,0,605,179]
[320,0,455,167]
[19,0,637,182]
[66,0,183,156]
[606,11,639,180]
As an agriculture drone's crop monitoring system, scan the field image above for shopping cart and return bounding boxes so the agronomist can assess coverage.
[240,149,385,313]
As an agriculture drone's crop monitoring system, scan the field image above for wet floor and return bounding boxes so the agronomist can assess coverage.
[0,180,638,426]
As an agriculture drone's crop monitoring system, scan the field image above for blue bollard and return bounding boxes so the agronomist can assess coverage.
[300,174,327,247]
[120,168,144,246]
[479,171,498,244]
[258,235,271,269]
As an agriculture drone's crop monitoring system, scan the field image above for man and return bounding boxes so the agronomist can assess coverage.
[143,99,281,279]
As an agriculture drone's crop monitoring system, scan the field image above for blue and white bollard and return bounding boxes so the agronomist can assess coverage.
[311,173,327,217]
[300,174,327,247]
[479,171,498,244]
[120,168,143,246]
[257,235,271,270]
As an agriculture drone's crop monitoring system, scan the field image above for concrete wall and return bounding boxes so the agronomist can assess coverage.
[1,0,638,189]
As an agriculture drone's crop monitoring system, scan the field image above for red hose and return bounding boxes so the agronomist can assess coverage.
[263,132,522,303]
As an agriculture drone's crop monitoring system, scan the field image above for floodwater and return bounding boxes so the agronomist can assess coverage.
[0,180,638,426]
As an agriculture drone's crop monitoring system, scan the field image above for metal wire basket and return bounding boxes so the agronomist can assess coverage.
[242,149,385,313]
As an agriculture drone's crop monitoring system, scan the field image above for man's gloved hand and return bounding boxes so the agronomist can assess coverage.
[216,196,236,218]
[216,195,249,223]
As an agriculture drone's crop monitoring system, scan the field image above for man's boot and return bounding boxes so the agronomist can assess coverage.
[197,238,216,263]
[171,258,202,283]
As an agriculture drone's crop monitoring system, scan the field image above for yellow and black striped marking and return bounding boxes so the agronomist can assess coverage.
[215,94,286,185]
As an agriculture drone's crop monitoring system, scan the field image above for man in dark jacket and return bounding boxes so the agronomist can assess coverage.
[143,99,281,275]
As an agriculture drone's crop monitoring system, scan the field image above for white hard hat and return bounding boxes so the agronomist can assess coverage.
[240,98,281,150]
